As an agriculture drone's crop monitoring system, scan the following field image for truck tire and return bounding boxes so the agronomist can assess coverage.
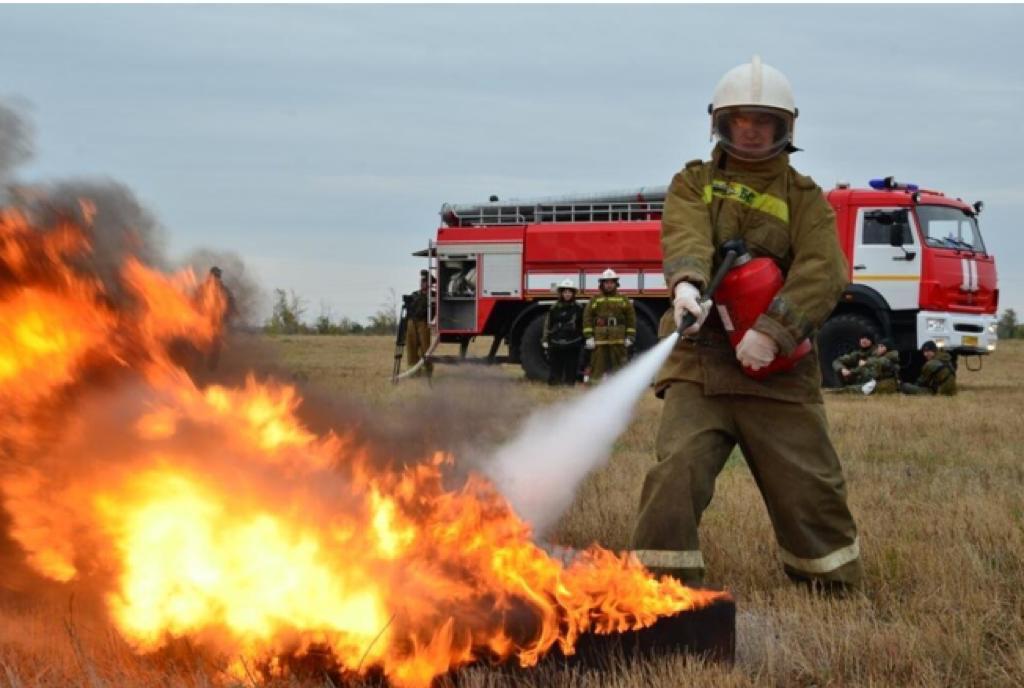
[634,315,658,354]
[519,314,550,381]
[816,313,881,388]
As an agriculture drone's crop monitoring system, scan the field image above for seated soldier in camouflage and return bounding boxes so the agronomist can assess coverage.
[901,340,957,396]
[836,338,900,395]
[831,331,876,388]
[861,339,901,395]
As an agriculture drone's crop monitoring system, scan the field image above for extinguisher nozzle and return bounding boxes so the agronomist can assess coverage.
[675,313,698,338]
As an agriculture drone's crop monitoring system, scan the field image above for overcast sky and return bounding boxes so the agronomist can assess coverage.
[2,4,1022,321]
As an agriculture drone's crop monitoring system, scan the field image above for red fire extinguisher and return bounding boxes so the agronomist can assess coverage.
[712,239,812,379]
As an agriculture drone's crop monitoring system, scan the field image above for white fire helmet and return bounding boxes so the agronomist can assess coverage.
[556,278,578,292]
[599,268,619,281]
[709,55,797,162]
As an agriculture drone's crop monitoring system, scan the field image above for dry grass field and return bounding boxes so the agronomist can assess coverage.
[2,335,1023,687]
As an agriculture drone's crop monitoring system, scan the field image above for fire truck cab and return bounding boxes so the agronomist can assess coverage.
[822,177,997,383]
[414,177,998,386]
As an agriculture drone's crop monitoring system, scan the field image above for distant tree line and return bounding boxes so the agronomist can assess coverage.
[997,308,1024,339]
[263,288,399,336]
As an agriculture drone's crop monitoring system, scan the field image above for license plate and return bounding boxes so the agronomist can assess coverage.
[963,335,978,346]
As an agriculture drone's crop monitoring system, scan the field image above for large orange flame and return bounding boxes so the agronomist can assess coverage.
[0,204,726,687]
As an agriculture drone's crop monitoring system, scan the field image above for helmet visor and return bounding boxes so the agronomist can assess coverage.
[713,106,793,161]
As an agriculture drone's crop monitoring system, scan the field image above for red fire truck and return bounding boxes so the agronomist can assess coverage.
[412,177,998,386]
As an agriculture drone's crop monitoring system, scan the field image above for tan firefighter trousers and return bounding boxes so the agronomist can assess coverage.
[405,321,433,376]
[632,381,862,587]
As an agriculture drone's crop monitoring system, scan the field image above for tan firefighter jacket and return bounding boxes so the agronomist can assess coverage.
[656,146,849,403]
[583,292,636,346]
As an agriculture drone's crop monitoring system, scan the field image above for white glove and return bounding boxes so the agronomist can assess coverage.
[625,337,634,348]
[673,282,710,336]
[541,341,549,349]
[585,337,596,350]
[735,329,778,371]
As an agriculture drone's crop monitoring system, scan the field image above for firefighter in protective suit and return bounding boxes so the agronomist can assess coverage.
[631,56,863,592]
[582,269,636,382]
[405,271,433,377]
[542,279,585,386]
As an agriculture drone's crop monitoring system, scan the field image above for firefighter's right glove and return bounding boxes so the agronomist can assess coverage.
[673,282,710,336]
[542,340,549,350]
[736,329,778,371]
[585,337,596,350]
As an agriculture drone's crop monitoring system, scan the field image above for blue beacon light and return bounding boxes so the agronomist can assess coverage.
[869,177,919,192]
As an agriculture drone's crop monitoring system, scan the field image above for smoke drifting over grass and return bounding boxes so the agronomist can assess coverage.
[484,335,679,536]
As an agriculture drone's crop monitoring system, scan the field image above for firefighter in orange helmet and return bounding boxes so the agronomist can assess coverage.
[631,56,862,593]
[582,269,636,382]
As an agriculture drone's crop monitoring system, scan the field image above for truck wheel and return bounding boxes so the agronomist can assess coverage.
[634,315,658,354]
[816,313,880,388]
[519,314,550,382]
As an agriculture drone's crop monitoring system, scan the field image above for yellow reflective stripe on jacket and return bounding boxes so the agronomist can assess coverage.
[632,549,705,570]
[779,538,860,574]
[703,179,790,224]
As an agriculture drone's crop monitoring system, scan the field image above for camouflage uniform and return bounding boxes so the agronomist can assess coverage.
[831,346,875,386]
[632,145,862,589]
[582,290,636,382]
[864,350,900,394]
[405,289,433,377]
[902,351,957,396]
[543,300,584,386]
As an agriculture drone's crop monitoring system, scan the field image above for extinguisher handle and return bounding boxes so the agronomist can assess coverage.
[675,249,740,337]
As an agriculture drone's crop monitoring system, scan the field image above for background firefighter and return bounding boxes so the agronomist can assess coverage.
[404,270,433,378]
[542,279,584,386]
[631,56,863,593]
[205,266,237,372]
[582,269,636,383]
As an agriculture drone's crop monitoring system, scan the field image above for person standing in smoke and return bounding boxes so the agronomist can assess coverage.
[542,279,584,386]
[206,266,237,371]
[631,56,862,593]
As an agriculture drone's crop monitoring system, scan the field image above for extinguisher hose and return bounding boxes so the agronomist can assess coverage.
[675,248,741,337]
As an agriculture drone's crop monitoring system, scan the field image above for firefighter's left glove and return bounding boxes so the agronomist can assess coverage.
[673,282,710,336]
[541,341,549,350]
[585,337,596,350]
[625,337,634,348]
[736,329,778,371]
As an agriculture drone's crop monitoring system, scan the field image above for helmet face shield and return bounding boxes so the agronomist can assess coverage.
[713,106,793,161]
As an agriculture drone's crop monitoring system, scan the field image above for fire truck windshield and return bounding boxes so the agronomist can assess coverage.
[916,205,986,254]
